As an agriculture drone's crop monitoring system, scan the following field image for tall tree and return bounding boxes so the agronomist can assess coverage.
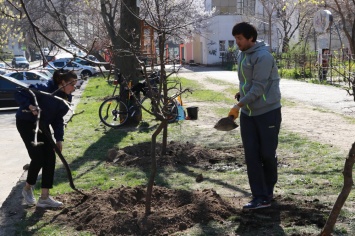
[0,0,23,60]
[276,0,316,52]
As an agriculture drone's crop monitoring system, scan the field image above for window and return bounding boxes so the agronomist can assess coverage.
[245,0,256,15]
[236,0,243,15]
[10,73,24,80]
[25,72,39,81]
[54,62,65,67]
[236,0,255,15]
[212,0,236,15]
[219,40,226,57]
[228,40,235,50]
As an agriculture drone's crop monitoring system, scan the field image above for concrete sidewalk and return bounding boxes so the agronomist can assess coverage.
[0,111,28,208]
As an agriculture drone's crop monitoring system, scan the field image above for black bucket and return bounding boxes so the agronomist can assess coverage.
[186,106,199,120]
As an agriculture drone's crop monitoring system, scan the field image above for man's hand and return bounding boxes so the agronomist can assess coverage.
[235,92,240,101]
[228,104,241,121]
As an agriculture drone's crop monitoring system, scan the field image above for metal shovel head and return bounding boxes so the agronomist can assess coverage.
[214,117,238,131]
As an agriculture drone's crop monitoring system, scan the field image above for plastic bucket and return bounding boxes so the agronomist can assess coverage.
[186,106,199,120]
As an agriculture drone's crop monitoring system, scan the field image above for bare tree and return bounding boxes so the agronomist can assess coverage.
[137,0,213,215]
[320,142,355,236]
[258,0,280,51]
[276,1,316,52]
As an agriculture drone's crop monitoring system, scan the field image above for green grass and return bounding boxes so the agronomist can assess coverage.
[19,75,355,235]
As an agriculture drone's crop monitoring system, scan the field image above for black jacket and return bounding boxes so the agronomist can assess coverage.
[15,80,72,141]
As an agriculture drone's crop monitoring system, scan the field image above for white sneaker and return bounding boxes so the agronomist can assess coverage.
[22,187,36,205]
[37,196,63,208]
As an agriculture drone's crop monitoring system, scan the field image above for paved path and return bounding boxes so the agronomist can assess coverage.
[179,66,355,118]
[0,109,28,208]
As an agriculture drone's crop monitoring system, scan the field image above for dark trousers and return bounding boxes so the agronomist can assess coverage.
[16,120,55,188]
[240,107,282,199]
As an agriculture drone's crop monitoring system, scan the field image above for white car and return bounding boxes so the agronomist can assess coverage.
[46,60,97,77]
[4,71,51,85]
[30,69,53,78]
[0,62,7,75]
[42,48,50,55]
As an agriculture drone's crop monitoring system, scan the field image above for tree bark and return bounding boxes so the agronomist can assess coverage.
[118,0,141,124]
[320,142,355,236]
[145,120,167,215]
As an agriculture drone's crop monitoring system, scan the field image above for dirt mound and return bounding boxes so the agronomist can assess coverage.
[53,186,237,235]
[44,142,330,235]
[106,141,245,169]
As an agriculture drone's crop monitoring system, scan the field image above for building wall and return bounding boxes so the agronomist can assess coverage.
[186,0,300,66]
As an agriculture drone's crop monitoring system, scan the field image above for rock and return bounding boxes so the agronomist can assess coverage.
[195,174,203,183]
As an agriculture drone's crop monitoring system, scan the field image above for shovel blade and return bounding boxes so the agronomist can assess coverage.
[214,117,238,131]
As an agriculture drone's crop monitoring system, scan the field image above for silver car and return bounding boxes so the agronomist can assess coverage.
[4,71,51,85]
[11,57,30,69]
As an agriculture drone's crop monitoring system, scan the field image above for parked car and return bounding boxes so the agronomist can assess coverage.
[42,55,56,67]
[46,60,97,77]
[42,47,50,55]
[30,69,53,78]
[87,55,99,62]
[11,57,29,69]
[74,58,96,66]
[0,75,24,107]
[0,62,7,75]
[35,53,42,60]
[4,71,51,85]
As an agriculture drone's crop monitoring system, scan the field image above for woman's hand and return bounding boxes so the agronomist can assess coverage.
[56,141,63,152]
[28,105,38,116]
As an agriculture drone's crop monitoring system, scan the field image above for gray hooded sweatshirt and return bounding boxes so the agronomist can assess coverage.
[237,41,281,116]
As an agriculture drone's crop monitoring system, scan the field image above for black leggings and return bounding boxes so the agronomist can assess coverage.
[16,120,56,189]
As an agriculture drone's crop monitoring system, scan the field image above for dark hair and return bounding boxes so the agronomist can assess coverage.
[53,70,77,85]
[232,22,257,42]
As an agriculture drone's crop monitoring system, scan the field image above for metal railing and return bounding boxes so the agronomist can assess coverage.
[222,51,355,86]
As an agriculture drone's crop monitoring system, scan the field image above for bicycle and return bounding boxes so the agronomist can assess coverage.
[98,72,179,128]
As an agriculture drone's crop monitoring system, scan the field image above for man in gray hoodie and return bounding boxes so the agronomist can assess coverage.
[228,22,282,209]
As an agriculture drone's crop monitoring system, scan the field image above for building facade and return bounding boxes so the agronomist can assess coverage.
[182,0,299,66]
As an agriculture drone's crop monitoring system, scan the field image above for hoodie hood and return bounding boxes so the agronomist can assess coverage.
[244,41,268,54]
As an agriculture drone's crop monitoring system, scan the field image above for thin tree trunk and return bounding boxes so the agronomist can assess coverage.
[145,121,167,215]
[320,142,355,236]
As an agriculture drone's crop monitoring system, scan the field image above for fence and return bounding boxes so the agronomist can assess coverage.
[223,51,355,86]
[275,52,355,86]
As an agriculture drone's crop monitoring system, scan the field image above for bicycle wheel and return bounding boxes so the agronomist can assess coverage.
[140,96,178,123]
[99,97,129,128]
[163,97,178,123]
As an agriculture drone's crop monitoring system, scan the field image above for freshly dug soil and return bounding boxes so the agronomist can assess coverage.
[46,142,329,236]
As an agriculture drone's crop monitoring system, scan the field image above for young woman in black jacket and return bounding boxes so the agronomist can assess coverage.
[15,71,77,208]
